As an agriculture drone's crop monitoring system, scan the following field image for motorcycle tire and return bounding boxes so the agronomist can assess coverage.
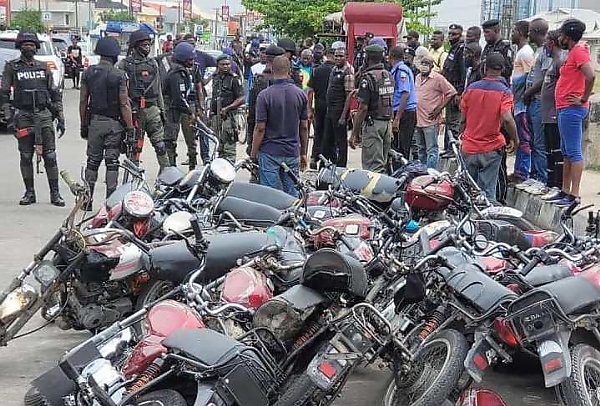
[557,344,600,406]
[131,389,187,405]
[381,329,469,406]
[136,279,176,310]
[273,374,322,406]
[24,386,49,406]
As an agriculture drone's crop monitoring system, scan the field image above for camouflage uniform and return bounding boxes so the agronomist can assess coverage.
[210,71,243,163]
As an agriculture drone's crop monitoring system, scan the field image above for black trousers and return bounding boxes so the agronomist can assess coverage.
[544,123,563,189]
[311,103,327,161]
[393,109,417,160]
[323,113,348,167]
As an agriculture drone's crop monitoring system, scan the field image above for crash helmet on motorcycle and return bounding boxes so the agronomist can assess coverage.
[94,37,121,58]
[128,30,151,46]
[15,31,40,50]
[277,38,297,55]
[173,42,195,64]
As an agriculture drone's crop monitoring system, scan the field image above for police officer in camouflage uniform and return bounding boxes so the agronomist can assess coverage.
[481,19,515,203]
[118,30,170,170]
[210,54,244,163]
[350,44,394,174]
[163,42,197,168]
[277,38,303,88]
[80,37,134,211]
[1,31,66,206]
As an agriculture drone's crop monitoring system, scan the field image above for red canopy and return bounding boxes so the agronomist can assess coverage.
[343,2,403,25]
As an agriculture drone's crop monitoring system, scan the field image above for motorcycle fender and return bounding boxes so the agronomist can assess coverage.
[536,330,572,388]
[464,335,495,383]
[306,335,360,391]
[193,381,218,406]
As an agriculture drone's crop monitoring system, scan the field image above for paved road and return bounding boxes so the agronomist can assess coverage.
[0,88,559,405]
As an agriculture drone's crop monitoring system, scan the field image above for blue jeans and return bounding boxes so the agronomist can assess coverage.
[527,98,547,183]
[462,149,503,202]
[513,112,531,179]
[558,106,589,163]
[414,125,439,169]
[258,152,300,197]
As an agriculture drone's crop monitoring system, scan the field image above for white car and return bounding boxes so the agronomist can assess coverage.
[0,32,65,89]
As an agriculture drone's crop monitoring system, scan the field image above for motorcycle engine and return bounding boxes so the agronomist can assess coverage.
[66,281,133,330]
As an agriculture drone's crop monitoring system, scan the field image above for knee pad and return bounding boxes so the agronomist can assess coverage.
[154,140,167,156]
[86,158,101,172]
[20,151,34,165]
[43,151,57,167]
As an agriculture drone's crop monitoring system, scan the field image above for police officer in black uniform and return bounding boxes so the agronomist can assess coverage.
[441,24,466,156]
[1,31,65,206]
[163,42,197,167]
[277,38,303,88]
[481,19,514,204]
[118,30,170,170]
[481,19,514,82]
[80,37,134,211]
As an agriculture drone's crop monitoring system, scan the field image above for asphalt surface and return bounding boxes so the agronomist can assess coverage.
[0,87,559,405]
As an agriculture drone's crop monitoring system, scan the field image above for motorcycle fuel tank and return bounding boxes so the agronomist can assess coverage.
[220,266,273,310]
[405,175,454,211]
[313,214,371,247]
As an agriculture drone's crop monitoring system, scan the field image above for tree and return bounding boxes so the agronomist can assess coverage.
[11,9,45,33]
[242,0,342,40]
[100,10,136,22]
[393,0,444,34]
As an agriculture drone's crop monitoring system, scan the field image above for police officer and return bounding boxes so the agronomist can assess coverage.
[1,31,65,206]
[349,44,394,173]
[80,37,134,211]
[481,19,514,82]
[118,30,170,170]
[210,54,244,163]
[277,38,303,88]
[441,24,466,156]
[163,42,197,168]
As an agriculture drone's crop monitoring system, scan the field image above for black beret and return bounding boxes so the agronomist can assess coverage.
[482,19,500,29]
[448,24,463,31]
[265,44,285,56]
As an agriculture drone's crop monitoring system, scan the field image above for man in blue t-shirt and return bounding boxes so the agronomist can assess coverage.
[250,56,309,197]
[389,45,417,159]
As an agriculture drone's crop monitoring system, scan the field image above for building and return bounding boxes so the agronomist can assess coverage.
[10,0,95,30]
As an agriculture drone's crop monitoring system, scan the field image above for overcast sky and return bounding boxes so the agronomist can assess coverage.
[198,0,243,15]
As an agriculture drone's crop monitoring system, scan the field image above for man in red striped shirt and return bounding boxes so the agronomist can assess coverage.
[460,52,518,201]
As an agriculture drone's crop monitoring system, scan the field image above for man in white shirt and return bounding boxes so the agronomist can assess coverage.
[251,43,268,75]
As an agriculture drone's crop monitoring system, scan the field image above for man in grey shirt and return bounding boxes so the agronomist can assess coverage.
[524,18,551,187]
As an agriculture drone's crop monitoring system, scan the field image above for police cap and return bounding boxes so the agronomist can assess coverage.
[216,54,231,63]
[173,42,195,63]
[559,18,586,39]
[365,44,385,53]
[486,52,505,70]
[265,44,285,56]
[368,37,388,50]
[129,30,151,45]
[277,38,297,54]
[448,24,463,31]
[94,37,121,57]
[15,31,40,49]
[481,19,500,29]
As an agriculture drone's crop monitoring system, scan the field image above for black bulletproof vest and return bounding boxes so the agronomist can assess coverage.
[164,66,189,108]
[365,69,394,119]
[211,74,237,113]
[87,64,122,119]
[123,57,160,103]
[326,67,348,111]
[12,60,49,110]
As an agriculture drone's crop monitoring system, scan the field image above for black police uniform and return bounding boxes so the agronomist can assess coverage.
[163,60,194,166]
[442,39,466,147]
[1,51,65,206]
[210,69,243,163]
[82,59,128,206]
[307,59,335,165]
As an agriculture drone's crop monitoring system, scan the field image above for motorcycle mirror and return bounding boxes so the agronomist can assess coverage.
[473,234,489,251]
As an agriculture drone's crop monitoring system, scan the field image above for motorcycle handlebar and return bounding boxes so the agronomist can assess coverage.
[60,170,85,196]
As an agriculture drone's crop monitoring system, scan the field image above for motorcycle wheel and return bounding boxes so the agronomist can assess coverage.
[558,344,600,406]
[24,386,48,406]
[382,329,468,406]
[273,374,322,406]
[136,279,176,311]
[131,389,187,405]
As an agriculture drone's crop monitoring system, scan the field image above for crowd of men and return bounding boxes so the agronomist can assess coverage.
[1,17,595,207]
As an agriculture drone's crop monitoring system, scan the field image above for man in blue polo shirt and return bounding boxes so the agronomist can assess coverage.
[389,45,417,159]
[250,56,309,197]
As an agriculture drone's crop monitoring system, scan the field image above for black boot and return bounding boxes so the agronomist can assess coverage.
[19,178,36,205]
[85,169,98,212]
[188,155,197,171]
[48,179,65,207]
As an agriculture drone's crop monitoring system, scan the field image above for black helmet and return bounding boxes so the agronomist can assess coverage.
[15,31,40,50]
[173,42,195,63]
[128,30,151,46]
[277,38,296,54]
[94,37,121,57]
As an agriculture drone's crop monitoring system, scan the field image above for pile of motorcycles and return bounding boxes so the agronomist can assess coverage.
[1,123,600,406]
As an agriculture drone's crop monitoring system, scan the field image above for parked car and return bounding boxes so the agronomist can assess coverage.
[0,32,65,90]
[0,47,20,126]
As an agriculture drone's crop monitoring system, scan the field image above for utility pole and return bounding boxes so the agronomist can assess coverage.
[75,0,79,29]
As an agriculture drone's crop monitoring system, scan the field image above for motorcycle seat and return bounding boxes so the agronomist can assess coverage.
[528,276,600,315]
[522,264,573,287]
[163,328,246,368]
[150,231,272,283]
[157,167,185,187]
[227,182,297,210]
[217,196,283,227]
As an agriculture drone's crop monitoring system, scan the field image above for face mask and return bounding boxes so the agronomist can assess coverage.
[22,49,35,59]
[185,60,194,68]
[137,44,150,57]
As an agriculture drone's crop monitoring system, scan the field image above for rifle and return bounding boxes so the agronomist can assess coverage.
[214,78,223,155]
[122,107,143,184]
[23,89,43,174]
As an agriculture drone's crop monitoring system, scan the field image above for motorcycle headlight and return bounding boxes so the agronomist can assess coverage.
[209,158,236,184]
[162,211,193,235]
[32,260,60,288]
[0,284,37,324]
[123,191,154,218]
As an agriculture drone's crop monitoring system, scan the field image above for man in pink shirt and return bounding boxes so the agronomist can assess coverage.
[414,55,457,168]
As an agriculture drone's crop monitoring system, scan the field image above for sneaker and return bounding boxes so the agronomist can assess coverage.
[542,187,561,200]
[554,195,577,207]
[515,178,535,190]
[508,173,527,185]
[525,184,548,195]
[546,191,567,202]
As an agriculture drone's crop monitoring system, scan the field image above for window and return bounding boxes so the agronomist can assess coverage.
[65,14,70,26]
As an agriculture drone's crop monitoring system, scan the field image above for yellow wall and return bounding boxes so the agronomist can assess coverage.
[137,14,158,24]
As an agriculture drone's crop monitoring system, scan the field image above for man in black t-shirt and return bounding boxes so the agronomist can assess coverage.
[307,48,335,169]
[67,37,83,89]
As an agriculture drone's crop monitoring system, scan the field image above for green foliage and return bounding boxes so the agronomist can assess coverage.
[382,0,444,35]
[100,10,136,22]
[242,0,342,40]
[11,9,45,33]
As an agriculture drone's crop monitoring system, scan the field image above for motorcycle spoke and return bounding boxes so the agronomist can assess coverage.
[583,360,600,406]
